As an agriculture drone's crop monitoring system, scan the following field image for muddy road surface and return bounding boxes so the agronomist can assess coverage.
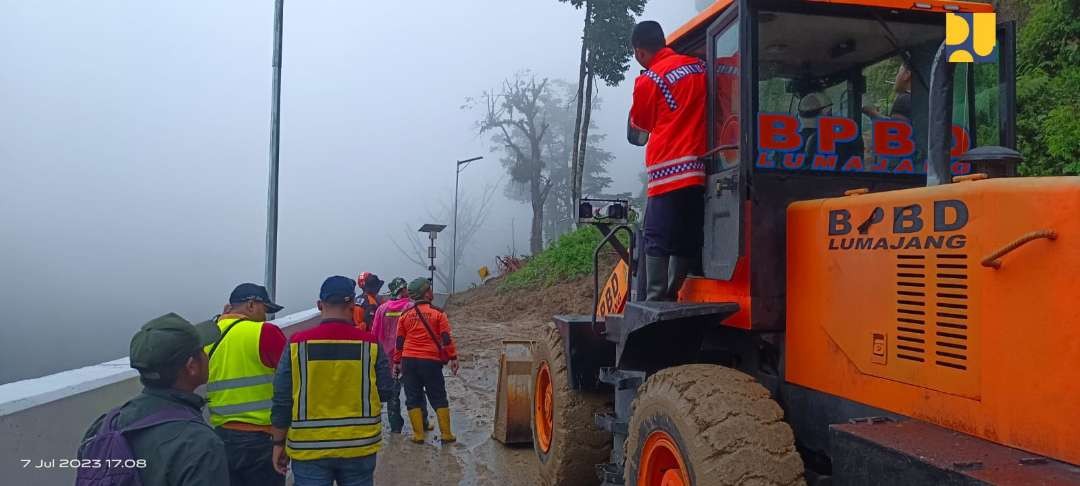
[373,277,595,485]
[373,320,541,486]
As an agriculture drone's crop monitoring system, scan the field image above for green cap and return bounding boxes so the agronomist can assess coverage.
[130,313,220,379]
[407,277,432,300]
[387,277,408,297]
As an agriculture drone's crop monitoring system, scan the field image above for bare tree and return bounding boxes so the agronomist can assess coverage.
[477,73,554,255]
[391,182,499,291]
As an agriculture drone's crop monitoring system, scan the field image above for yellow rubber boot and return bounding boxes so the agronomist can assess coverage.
[408,408,426,443]
[436,407,456,443]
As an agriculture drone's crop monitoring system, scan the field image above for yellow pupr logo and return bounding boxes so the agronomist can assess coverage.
[945,12,997,63]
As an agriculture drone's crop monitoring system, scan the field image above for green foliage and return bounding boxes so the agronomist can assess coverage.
[558,0,647,86]
[501,226,627,290]
[1014,0,1080,175]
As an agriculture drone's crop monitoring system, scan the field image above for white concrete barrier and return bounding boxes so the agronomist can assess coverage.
[0,308,321,486]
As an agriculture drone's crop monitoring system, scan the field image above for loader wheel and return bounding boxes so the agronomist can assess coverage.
[625,364,805,486]
[531,325,611,486]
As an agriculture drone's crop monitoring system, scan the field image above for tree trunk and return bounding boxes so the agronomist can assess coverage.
[530,198,544,255]
[529,131,546,255]
[569,0,591,224]
[577,72,595,197]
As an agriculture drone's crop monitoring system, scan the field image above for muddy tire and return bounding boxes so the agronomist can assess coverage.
[531,324,611,486]
[625,364,805,486]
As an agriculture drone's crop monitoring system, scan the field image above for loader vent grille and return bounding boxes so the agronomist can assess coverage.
[895,253,969,370]
[895,254,927,363]
[933,253,969,370]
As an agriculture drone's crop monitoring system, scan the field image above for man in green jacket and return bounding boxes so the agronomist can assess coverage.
[79,313,229,486]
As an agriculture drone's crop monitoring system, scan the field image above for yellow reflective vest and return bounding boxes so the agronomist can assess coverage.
[205,318,275,427]
[286,339,382,459]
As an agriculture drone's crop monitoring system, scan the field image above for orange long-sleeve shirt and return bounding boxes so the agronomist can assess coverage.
[630,47,708,197]
[394,302,457,364]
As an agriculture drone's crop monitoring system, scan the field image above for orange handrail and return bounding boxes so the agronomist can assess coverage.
[981,230,1058,269]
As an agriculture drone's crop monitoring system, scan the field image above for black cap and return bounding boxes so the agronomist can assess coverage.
[362,273,384,294]
[130,313,220,380]
[229,283,284,313]
[320,275,356,305]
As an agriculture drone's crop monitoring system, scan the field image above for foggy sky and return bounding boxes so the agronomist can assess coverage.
[0,0,697,383]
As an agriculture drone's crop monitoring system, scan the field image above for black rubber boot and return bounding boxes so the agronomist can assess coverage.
[668,256,694,300]
[645,256,671,301]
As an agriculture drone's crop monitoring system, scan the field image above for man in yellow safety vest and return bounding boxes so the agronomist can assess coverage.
[206,283,287,486]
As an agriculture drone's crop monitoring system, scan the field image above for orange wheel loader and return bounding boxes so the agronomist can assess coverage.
[529,1,1080,485]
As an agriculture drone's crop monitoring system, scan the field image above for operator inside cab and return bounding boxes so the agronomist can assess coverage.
[629,21,708,302]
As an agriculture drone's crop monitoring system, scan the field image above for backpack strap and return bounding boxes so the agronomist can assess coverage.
[207,318,248,360]
[408,305,445,357]
[97,407,126,433]
[121,407,203,434]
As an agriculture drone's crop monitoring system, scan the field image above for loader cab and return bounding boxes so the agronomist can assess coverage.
[660,0,1015,330]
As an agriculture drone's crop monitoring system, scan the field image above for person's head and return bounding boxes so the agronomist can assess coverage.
[225,283,284,321]
[130,313,219,392]
[895,62,912,93]
[357,272,384,296]
[407,277,434,302]
[632,21,666,68]
[318,275,357,320]
[387,277,409,299]
[797,92,833,129]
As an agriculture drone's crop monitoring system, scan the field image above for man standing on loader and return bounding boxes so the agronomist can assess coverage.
[629,20,708,301]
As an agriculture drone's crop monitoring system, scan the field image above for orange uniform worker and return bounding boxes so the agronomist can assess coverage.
[629,20,709,301]
[393,278,459,444]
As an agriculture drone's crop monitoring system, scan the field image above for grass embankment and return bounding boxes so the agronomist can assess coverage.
[500,226,628,291]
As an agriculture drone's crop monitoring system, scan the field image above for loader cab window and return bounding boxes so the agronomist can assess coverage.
[952,61,1005,148]
[711,20,740,168]
[754,9,944,177]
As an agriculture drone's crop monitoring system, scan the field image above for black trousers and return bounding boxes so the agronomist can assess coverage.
[214,427,285,486]
[644,186,705,258]
[387,377,429,431]
[401,358,449,410]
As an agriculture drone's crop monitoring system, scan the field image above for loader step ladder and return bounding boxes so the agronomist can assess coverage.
[602,301,740,359]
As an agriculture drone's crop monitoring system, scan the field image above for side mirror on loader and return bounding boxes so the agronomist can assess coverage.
[579,198,631,225]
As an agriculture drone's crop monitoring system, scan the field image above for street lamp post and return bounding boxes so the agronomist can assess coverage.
[418,224,447,289]
[264,0,285,305]
[452,156,483,295]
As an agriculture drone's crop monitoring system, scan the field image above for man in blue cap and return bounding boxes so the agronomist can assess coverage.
[207,283,288,486]
[271,276,392,486]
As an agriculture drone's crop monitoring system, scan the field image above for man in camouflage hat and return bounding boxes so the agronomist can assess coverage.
[79,313,229,486]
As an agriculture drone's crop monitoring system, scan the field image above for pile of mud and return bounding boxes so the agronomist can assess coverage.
[447,274,596,323]
[442,270,605,365]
